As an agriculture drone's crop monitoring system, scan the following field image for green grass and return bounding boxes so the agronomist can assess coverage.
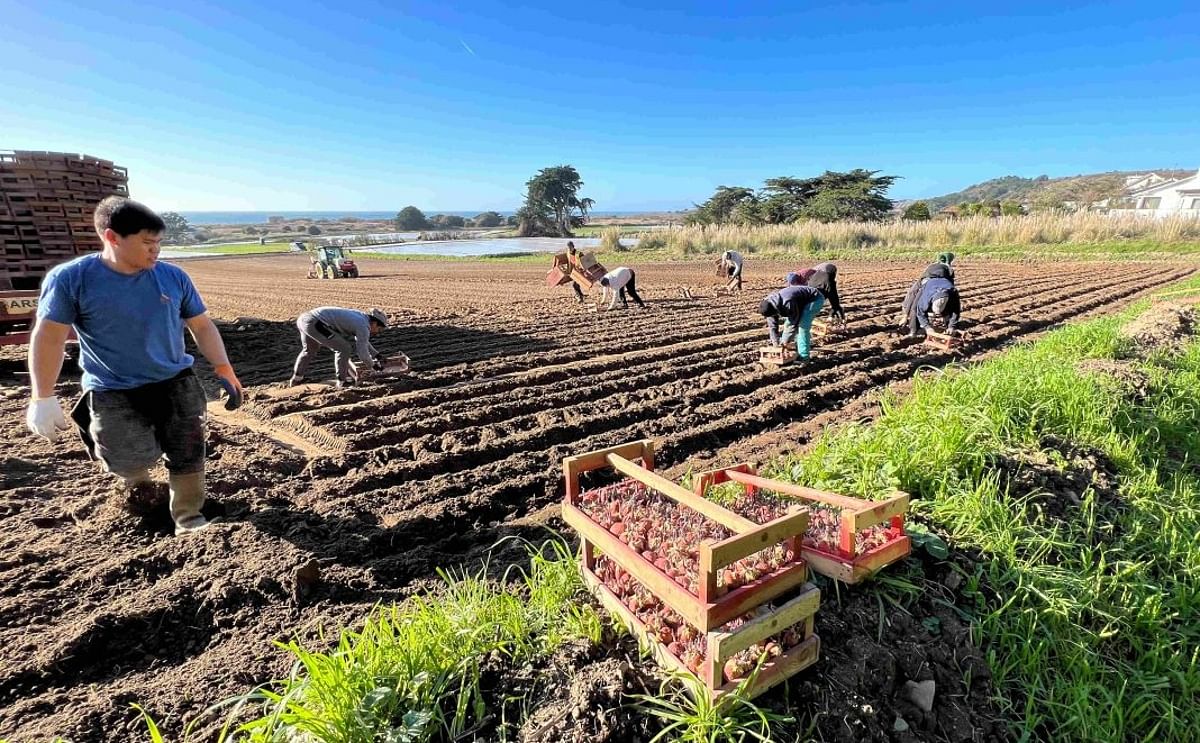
[633,668,795,743]
[765,288,1200,741]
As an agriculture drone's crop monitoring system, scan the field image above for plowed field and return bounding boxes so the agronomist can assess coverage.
[1,254,1192,739]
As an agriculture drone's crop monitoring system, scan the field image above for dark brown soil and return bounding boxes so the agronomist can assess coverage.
[0,256,1193,741]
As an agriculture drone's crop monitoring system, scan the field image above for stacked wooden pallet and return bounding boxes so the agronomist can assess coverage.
[0,151,128,290]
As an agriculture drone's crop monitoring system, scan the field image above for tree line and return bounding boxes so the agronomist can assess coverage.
[686,170,898,225]
[395,165,594,237]
[394,207,510,230]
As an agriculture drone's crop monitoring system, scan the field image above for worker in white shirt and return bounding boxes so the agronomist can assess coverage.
[598,266,646,310]
[716,250,744,292]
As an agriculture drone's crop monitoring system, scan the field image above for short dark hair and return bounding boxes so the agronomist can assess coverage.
[94,196,166,237]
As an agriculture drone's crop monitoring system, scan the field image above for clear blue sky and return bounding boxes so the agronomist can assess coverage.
[1,1,1196,212]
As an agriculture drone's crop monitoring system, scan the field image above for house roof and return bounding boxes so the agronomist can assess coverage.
[1128,170,1200,197]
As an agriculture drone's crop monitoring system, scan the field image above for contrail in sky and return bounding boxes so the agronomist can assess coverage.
[460,39,476,56]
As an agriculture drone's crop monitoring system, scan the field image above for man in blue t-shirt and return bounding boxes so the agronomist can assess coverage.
[26,197,243,535]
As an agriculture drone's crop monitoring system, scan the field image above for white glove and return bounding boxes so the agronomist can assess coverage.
[27,397,70,442]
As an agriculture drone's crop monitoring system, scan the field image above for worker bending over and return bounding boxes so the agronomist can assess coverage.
[716,250,744,292]
[791,262,846,323]
[902,253,957,329]
[760,277,825,360]
[924,252,956,281]
[909,277,961,338]
[566,241,587,302]
[291,307,403,387]
[26,197,243,535]
[598,266,646,310]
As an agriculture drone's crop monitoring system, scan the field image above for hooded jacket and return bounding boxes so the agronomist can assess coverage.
[923,252,956,282]
[805,262,843,318]
[915,277,960,330]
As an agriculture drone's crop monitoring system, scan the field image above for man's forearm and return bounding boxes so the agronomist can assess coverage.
[29,322,69,399]
[190,318,231,367]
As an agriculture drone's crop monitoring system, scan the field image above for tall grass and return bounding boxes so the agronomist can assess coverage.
[600,226,628,252]
[768,299,1200,741]
[634,213,1200,259]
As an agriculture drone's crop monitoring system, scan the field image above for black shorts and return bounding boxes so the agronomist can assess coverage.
[79,369,208,476]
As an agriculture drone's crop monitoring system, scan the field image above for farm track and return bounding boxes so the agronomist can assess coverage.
[0,255,1193,740]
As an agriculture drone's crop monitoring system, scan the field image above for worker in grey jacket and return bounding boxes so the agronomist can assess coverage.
[290,307,392,387]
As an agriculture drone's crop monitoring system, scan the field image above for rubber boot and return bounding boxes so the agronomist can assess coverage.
[169,470,210,535]
[117,468,162,516]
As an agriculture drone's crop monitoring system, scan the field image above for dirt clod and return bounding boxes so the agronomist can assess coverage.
[1075,359,1152,400]
[905,679,937,712]
[118,481,168,516]
[292,558,321,601]
[1119,301,1196,356]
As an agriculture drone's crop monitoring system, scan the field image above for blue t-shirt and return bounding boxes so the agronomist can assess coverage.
[37,254,207,391]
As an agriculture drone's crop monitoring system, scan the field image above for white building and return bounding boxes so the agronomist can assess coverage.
[1110,170,1200,217]
[1123,172,1171,192]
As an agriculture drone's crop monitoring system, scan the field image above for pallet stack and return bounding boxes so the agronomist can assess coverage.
[0,151,129,290]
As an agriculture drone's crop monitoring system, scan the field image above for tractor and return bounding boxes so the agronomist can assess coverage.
[309,246,359,279]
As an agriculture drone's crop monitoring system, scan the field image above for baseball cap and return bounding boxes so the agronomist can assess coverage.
[367,308,389,326]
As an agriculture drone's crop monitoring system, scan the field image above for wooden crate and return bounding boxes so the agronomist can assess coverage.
[810,318,846,341]
[582,565,820,699]
[693,464,912,584]
[758,345,795,366]
[924,329,964,351]
[562,439,822,697]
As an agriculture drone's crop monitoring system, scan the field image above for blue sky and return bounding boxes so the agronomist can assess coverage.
[1,1,1196,211]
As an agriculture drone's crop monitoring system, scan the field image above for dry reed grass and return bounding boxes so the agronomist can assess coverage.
[633,213,1200,258]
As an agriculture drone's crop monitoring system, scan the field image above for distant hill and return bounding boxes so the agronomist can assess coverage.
[918,169,1195,212]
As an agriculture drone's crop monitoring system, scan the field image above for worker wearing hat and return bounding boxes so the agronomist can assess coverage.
[290,306,403,387]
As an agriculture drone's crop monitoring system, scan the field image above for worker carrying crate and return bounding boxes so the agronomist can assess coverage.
[546,241,607,303]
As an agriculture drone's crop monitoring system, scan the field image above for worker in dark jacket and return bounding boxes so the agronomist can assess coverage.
[760,277,825,359]
[909,277,961,337]
[902,253,956,329]
[922,252,956,281]
[790,262,845,322]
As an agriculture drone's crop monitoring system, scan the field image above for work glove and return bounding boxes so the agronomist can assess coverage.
[27,397,70,442]
[213,364,243,411]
